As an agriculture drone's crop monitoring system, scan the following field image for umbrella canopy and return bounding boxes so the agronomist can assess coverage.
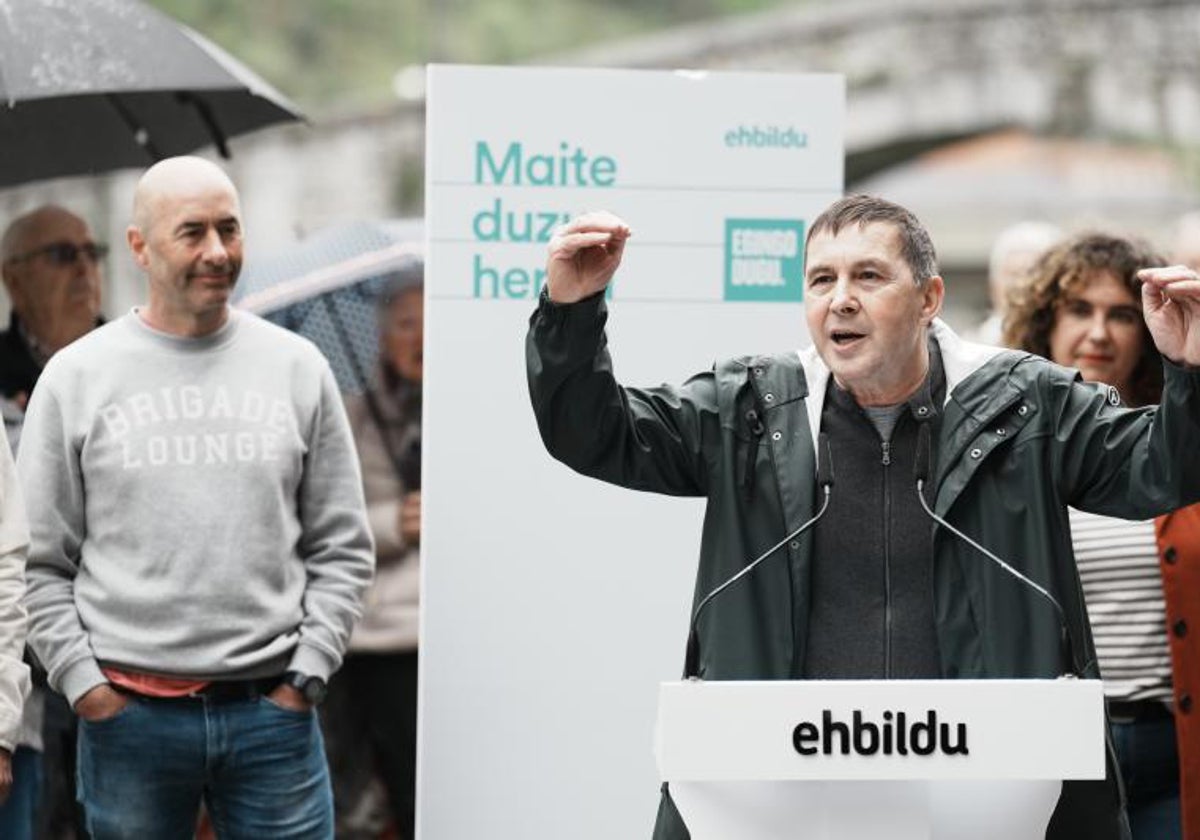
[235,219,424,396]
[0,0,303,188]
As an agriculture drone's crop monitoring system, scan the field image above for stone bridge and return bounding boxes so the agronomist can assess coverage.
[4,0,1197,319]
[548,0,1200,181]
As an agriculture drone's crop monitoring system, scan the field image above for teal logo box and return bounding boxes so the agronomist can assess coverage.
[724,218,805,302]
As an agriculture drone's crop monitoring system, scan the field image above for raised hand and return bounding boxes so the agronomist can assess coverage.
[1138,265,1200,366]
[545,211,632,304]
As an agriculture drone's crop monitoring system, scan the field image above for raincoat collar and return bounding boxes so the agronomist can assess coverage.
[798,318,1003,451]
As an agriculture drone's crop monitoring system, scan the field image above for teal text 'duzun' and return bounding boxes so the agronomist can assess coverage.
[475,141,618,187]
[472,198,570,243]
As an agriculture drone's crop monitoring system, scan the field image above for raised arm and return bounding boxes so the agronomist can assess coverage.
[545,211,631,303]
[1056,264,1200,516]
[528,213,714,497]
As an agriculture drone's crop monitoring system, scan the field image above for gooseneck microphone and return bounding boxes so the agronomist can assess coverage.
[683,434,835,680]
[912,424,1079,678]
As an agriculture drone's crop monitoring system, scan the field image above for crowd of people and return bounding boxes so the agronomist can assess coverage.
[0,154,1196,839]
[0,157,421,840]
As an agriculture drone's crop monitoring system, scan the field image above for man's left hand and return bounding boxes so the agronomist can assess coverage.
[1140,265,1200,366]
[266,683,312,713]
[0,748,11,805]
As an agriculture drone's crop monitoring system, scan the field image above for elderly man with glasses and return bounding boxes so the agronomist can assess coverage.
[0,205,105,840]
[1,205,107,416]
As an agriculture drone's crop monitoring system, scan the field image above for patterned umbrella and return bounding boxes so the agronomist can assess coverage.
[235,219,423,396]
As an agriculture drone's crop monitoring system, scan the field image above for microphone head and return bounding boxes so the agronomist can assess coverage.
[683,628,701,679]
[1059,624,1078,678]
[914,423,931,484]
[817,433,834,488]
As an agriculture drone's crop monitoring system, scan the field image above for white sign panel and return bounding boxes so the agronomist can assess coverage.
[422,64,843,840]
[656,679,1106,781]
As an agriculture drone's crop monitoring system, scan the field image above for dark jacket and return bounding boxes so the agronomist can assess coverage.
[0,315,42,401]
[527,292,1200,840]
[0,314,105,403]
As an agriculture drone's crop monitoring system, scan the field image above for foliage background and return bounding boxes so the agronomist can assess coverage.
[149,0,802,112]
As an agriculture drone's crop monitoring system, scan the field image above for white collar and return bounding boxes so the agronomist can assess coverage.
[797,319,1004,451]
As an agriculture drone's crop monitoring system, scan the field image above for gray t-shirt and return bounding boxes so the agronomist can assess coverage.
[862,402,907,443]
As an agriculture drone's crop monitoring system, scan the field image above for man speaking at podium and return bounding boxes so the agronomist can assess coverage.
[526,196,1200,839]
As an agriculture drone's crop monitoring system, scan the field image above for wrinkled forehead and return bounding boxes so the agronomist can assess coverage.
[148,183,241,230]
[805,221,905,267]
[14,210,92,253]
[135,159,241,231]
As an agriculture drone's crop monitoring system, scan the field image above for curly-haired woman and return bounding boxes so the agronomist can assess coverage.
[1005,232,1199,840]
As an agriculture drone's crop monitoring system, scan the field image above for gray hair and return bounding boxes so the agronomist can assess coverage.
[988,221,1063,284]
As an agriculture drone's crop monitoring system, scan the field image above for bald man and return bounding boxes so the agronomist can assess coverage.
[0,205,104,412]
[17,157,373,839]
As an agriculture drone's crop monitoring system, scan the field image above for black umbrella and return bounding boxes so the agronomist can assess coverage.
[0,0,303,188]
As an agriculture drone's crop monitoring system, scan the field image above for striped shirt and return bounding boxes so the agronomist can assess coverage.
[1069,508,1173,703]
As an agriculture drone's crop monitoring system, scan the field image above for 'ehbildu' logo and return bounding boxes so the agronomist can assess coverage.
[793,709,969,757]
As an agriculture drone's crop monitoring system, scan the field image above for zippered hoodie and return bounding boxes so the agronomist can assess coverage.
[18,309,374,707]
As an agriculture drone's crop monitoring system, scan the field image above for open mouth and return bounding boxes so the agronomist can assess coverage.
[192,274,234,288]
[830,330,866,347]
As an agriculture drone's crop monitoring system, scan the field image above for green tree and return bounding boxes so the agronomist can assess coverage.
[148,0,802,113]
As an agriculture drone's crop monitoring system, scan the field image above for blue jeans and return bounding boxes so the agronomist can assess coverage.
[0,746,43,840]
[1112,716,1182,840]
[77,693,333,840]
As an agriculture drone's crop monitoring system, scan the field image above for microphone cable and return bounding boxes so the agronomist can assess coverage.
[913,423,1079,678]
[683,434,834,680]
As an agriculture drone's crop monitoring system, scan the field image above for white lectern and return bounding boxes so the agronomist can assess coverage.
[655,679,1105,840]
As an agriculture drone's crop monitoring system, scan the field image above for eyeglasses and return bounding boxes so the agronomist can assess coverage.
[4,241,109,267]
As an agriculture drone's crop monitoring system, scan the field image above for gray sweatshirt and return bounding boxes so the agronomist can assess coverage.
[17,309,374,707]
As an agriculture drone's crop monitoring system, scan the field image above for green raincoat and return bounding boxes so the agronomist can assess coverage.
[527,292,1200,840]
